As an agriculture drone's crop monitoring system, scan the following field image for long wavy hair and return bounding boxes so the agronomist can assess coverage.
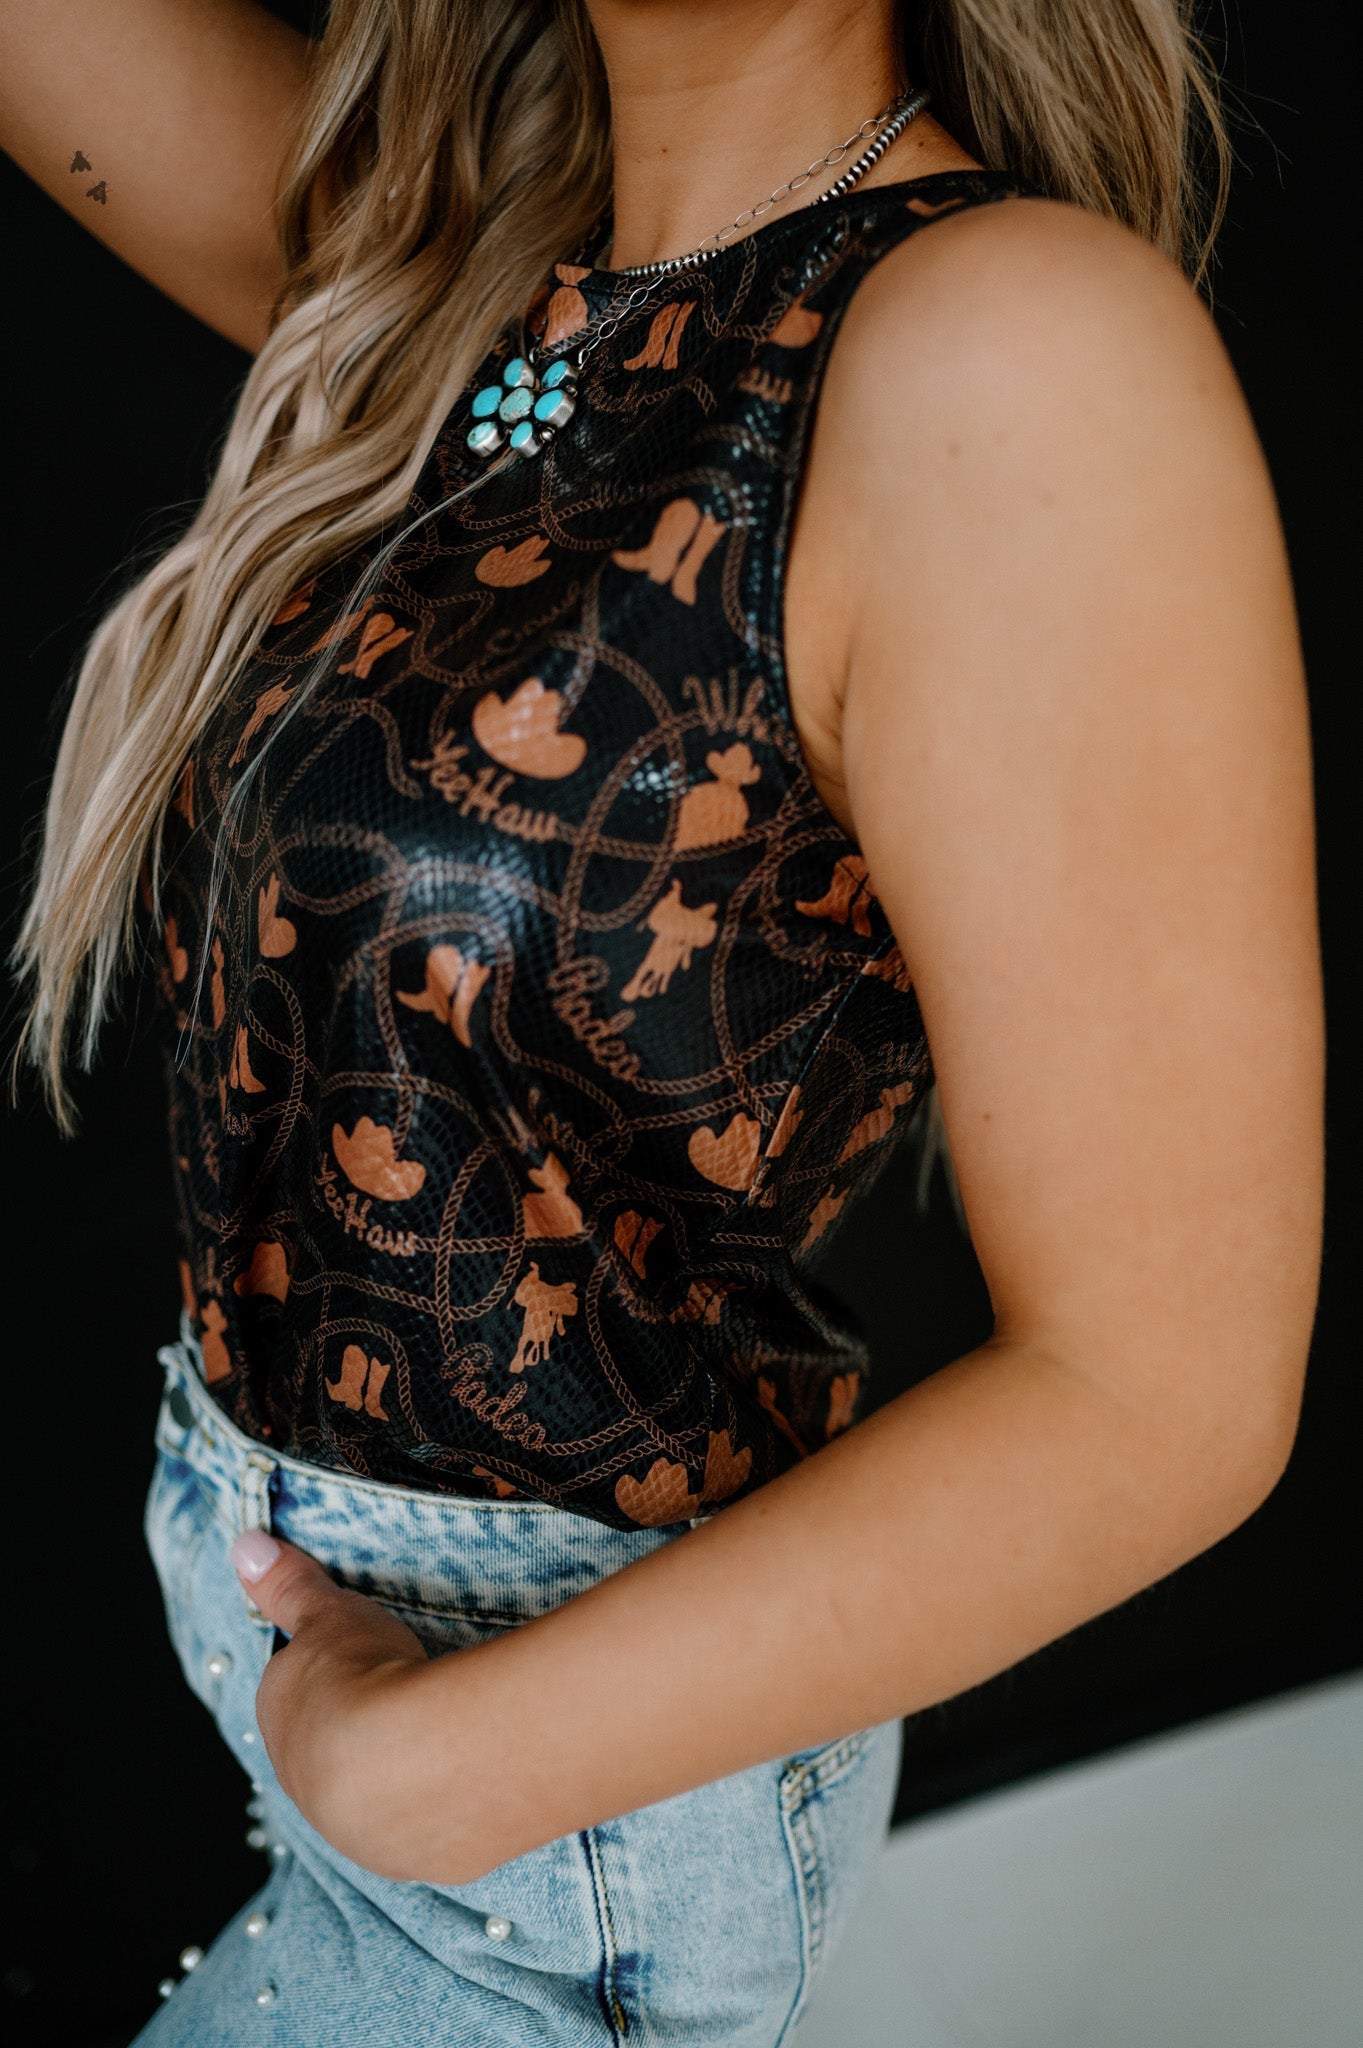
[16,0,1229,1123]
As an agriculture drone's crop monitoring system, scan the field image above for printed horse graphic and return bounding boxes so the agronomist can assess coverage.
[622,879,718,1000]
[510,1263,579,1373]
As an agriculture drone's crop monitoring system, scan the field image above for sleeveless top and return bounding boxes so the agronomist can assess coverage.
[158,169,1027,1528]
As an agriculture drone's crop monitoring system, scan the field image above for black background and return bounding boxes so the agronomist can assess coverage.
[1,6,1357,2042]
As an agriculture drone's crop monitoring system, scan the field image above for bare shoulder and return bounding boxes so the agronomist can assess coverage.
[784,192,1293,828]
[835,193,1239,428]
[804,190,1282,656]
[839,196,1285,630]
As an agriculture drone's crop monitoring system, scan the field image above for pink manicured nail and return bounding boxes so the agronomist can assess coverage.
[231,1529,283,1583]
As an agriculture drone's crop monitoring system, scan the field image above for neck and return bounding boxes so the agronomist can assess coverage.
[584,0,917,269]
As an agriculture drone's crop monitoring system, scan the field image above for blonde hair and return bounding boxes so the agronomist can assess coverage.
[15,0,1229,1123]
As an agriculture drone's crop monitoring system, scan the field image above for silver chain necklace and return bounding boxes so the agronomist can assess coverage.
[466,83,930,463]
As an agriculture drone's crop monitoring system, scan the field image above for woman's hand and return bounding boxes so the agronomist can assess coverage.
[231,1528,481,1884]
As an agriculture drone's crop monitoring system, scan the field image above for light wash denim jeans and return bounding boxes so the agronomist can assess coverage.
[134,1327,902,2045]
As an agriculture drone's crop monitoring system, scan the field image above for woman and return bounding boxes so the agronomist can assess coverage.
[7,1,1321,2042]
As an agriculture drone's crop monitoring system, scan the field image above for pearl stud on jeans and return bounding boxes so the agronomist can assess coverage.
[206,1650,233,1679]
[178,1946,205,1972]
[484,1915,513,1941]
[244,1912,270,1938]
[255,1983,277,2007]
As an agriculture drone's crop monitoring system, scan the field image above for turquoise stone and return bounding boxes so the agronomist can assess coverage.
[470,347,581,462]
[533,388,574,429]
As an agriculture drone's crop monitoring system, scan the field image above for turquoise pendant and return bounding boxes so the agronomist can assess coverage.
[467,353,579,461]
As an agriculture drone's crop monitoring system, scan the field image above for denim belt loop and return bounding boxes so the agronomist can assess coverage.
[239,1449,278,1626]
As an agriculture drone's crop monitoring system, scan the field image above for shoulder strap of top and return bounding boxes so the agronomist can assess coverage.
[752,169,1038,745]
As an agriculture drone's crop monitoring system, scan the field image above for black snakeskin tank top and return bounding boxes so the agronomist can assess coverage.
[159,170,1026,1527]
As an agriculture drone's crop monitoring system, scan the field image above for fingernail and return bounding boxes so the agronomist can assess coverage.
[231,1529,282,1583]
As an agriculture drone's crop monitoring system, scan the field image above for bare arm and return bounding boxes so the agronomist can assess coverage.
[230,201,1323,1884]
[0,0,313,349]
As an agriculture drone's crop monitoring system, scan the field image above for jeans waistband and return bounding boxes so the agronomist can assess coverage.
[155,1322,681,1632]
